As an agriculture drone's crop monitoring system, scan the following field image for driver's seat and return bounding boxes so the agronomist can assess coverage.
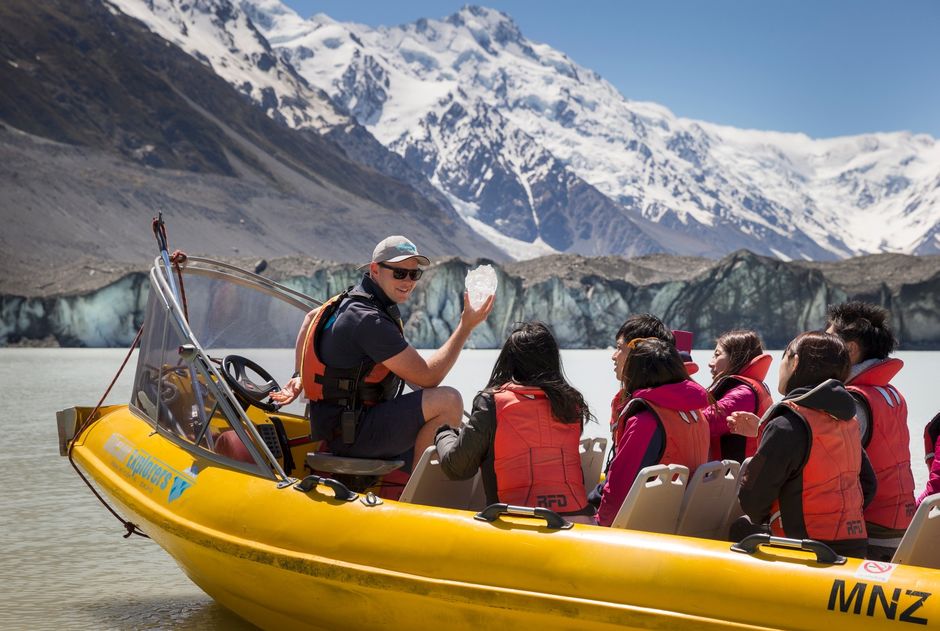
[305,452,406,493]
[306,453,405,477]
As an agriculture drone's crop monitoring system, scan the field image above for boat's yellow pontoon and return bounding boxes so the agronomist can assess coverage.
[58,256,940,630]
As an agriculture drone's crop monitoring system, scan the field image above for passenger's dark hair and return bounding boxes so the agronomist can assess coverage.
[782,331,850,393]
[616,313,675,346]
[486,321,592,425]
[826,301,897,361]
[621,338,689,394]
[709,330,764,386]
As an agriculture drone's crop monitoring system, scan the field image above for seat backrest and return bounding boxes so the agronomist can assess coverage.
[892,494,940,569]
[580,436,609,492]
[722,456,751,536]
[676,460,741,539]
[399,446,480,510]
[610,464,689,534]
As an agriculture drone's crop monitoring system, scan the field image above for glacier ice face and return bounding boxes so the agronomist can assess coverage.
[5,253,938,349]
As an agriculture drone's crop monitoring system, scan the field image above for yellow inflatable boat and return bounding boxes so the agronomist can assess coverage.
[58,256,940,630]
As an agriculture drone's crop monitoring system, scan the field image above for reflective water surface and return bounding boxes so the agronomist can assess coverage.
[1,348,935,629]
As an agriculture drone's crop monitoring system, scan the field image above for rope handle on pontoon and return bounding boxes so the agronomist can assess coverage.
[730,533,846,565]
[474,503,573,530]
[294,475,358,502]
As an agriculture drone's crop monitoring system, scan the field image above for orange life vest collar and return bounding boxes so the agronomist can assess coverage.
[847,357,903,387]
[739,353,772,382]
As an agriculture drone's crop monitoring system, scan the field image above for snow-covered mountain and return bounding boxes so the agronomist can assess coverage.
[109,0,940,260]
[247,2,940,260]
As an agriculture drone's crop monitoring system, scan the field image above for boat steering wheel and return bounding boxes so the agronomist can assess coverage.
[221,355,281,412]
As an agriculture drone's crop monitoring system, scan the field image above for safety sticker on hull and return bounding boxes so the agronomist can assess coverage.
[104,433,197,503]
[855,560,898,583]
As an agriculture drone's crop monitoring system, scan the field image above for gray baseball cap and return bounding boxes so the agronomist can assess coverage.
[366,235,430,267]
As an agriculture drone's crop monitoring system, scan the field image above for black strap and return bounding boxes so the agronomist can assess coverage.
[269,416,295,476]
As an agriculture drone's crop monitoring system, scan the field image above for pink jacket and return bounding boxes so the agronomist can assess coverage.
[918,430,940,505]
[702,384,756,443]
[596,380,709,527]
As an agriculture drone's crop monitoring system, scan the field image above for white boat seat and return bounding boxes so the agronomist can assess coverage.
[399,446,482,510]
[611,464,689,534]
[580,436,608,493]
[722,457,752,537]
[305,453,405,477]
[892,493,940,569]
[676,460,740,539]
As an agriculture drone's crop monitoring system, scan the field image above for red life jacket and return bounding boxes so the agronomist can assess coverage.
[619,397,710,480]
[492,385,588,513]
[709,354,774,461]
[846,358,916,529]
[300,290,402,407]
[762,400,866,541]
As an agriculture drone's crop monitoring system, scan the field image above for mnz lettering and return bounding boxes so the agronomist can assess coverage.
[828,580,929,625]
[536,495,568,509]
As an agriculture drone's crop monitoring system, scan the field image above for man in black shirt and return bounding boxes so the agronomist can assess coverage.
[273,236,494,467]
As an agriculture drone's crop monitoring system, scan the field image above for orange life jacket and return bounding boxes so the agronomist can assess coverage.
[300,290,402,407]
[492,385,589,513]
[762,400,866,541]
[846,358,916,529]
[619,397,710,480]
[709,353,774,461]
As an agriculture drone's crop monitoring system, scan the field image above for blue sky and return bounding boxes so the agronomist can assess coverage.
[280,1,939,139]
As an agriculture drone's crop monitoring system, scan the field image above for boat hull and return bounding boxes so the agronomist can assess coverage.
[70,406,940,630]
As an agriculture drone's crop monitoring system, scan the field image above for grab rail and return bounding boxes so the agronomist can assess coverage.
[731,533,846,565]
[474,503,573,530]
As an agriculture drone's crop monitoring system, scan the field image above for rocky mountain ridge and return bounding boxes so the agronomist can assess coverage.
[0,0,505,284]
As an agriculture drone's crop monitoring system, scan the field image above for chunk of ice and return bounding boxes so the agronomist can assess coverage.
[465,264,497,310]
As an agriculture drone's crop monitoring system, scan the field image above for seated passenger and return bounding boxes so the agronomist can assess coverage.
[730,332,877,558]
[589,314,690,508]
[919,411,940,505]
[434,322,595,523]
[702,330,773,462]
[826,301,916,561]
[595,337,710,527]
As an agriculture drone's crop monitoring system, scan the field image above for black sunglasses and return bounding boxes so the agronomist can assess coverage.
[378,262,423,281]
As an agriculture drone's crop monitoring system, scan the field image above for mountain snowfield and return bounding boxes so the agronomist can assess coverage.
[108,0,939,261]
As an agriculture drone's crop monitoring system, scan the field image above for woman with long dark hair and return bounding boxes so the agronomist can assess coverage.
[729,331,877,557]
[596,337,710,527]
[703,330,773,462]
[434,322,595,522]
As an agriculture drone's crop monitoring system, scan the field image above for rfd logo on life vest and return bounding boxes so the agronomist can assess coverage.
[827,579,930,625]
[536,495,568,509]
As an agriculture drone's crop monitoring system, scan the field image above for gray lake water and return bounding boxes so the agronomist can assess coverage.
[1,348,936,630]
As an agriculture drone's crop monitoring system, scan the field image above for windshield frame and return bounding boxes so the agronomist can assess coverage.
[131,256,320,482]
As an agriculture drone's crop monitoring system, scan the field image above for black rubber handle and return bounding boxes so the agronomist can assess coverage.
[730,533,846,565]
[293,475,358,502]
[474,503,573,530]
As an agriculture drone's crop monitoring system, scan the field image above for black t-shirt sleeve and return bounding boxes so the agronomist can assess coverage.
[354,309,409,364]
